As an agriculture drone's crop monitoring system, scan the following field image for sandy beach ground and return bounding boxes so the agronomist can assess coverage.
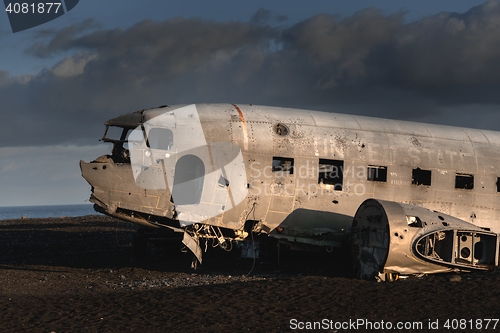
[0,215,499,332]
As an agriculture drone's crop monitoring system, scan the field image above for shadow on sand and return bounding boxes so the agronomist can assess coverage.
[0,215,355,278]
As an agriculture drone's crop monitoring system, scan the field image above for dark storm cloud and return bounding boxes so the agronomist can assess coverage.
[3,1,500,147]
[279,2,500,111]
[29,19,98,57]
[33,18,276,72]
[284,3,500,88]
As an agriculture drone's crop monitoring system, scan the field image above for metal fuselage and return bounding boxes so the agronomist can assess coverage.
[80,104,500,277]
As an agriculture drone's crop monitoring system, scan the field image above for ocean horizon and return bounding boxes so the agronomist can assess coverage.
[0,204,98,220]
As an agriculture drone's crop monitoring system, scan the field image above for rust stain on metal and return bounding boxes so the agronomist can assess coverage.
[232,104,249,151]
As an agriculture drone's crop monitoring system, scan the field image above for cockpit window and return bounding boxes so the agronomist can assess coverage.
[103,126,129,142]
[123,128,144,150]
[147,128,173,150]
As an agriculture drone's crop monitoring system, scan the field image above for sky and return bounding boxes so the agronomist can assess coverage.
[0,0,499,206]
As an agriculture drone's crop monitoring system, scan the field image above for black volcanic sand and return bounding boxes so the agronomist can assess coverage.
[0,215,500,332]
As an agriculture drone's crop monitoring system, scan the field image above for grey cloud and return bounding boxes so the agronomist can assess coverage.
[282,2,500,91]
[37,18,276,72]
[3,3,500,148]
[0,70,9,84]
[29,19,99,57]
[388,1,500,87]
[1,18,278,147]
[283,9,404,86]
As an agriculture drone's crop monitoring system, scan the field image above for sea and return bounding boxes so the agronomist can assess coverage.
[0,204,97,220]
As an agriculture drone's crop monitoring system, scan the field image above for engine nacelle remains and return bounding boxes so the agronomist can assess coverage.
[351,199,499,280]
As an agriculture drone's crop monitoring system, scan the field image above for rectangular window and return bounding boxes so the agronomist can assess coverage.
[147,128,173,150]
[497,177,500,192]
[272,157,294,174]
[455,173,474,190]
[367,165,387,182]
[103,126,128,142]
[412,168,432,186]
[318,159,343,191]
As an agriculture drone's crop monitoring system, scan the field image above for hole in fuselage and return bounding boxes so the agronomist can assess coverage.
[474,242,484,260]
[460,247,471,259]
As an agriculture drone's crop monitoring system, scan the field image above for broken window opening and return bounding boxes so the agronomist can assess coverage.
[416,231,454,262]
[105,127,132,163]
[455,173,474,190]
[367,165,387,182]
[147,128,173,150]
[124,128,145,148]
[272,157,294,174]
[102,125,129,142]
[111,142,130,163]
[496,177,500,192]
[474,242,484,260]
[412,168,431,186]
[273,123,289,136]
[218,175,229,187]
[406,215,423,228]
[318,159,343,191]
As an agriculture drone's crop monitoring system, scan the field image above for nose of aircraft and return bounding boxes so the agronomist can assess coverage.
[80,157,176,223]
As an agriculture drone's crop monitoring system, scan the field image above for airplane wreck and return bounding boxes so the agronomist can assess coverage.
[80,104,500,280]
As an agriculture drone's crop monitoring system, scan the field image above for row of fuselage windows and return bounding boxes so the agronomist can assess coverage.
[272,156,497,192]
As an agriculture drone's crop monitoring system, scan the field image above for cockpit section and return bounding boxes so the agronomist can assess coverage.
[415,230,497,268]
[101,125,133,163]
[80,109,179,228]
[100,121,175,164]
[352,199,500,280]
[81,104,249,234]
